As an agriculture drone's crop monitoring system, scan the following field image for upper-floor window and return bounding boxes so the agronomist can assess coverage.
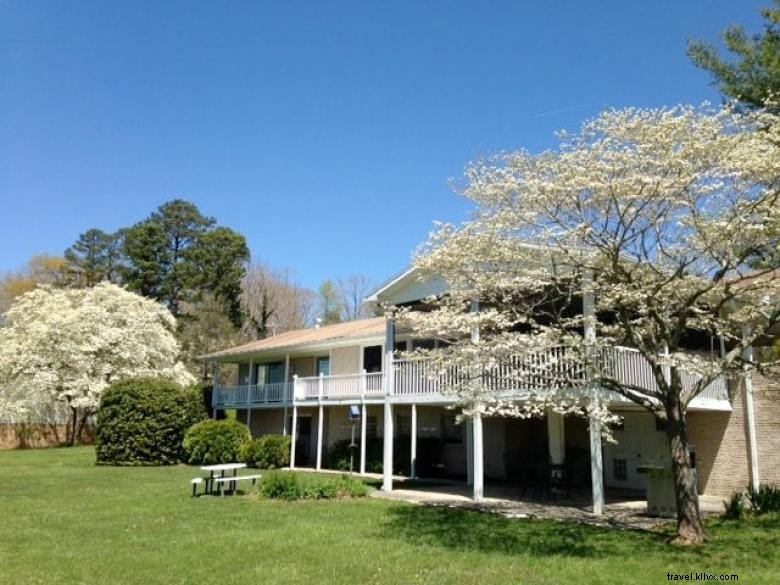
[316,356,330,376]
[256,362,284,385]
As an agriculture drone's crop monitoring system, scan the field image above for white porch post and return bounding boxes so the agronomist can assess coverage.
[472,411,484,501]
[360,403,367,475]
[246,359,254,431]
[547,410,565,465]
[466,419,474,486]
[283,354,291,435]
[469,299,483,498]
[583,269,604,515]
[382,312,396,492]
[290,405,298,469]
[212,363,220,420]
[742,325,760,489]
[316,405,324,471]
[410,403,418,479]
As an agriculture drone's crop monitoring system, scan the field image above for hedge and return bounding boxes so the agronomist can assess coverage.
[182,419,251,465]
[95,378,206,465]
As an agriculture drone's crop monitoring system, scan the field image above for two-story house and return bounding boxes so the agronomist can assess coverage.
[202,266,779,512]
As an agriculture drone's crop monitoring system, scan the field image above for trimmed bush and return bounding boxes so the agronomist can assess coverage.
[182,419,251,465]
[96,378,205,465]
[240,434,291,469]
[259,471,370,500]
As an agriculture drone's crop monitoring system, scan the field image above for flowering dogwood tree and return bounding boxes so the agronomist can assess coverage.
[401,104,780,545]
[0,283,194,444]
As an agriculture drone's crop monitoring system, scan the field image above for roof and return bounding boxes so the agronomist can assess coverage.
[200,317,386,361]
[364,265,416,302]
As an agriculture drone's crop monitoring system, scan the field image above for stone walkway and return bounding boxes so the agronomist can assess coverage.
[371,487,725,532]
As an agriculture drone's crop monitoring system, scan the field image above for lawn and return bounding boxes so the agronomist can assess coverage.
[0,448,778,585]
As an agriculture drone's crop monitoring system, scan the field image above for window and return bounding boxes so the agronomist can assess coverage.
[316,356,330,376]
[655,416,666,432]
[613,458,628,481]
[441,414,462,444]
[257,362,284,385]
[363,345,382,373]
[413,339,435,351]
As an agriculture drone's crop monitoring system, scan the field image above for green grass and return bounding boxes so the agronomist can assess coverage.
[1,447,778,585]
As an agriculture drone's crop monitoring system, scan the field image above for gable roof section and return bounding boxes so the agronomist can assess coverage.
[365,265,449,306]
[201,317,386,361]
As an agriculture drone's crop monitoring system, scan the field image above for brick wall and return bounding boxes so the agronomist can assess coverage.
[688,373,780,497]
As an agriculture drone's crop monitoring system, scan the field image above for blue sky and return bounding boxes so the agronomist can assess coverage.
[0,1,767,290]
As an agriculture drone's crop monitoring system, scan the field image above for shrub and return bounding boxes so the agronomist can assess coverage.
[259,471,371,500]
[96,377,206,465]
[724,492,745,520]
[240,435,291,469]
[182,419,251,465]
[747,484,780,515]
[259,471,303,500]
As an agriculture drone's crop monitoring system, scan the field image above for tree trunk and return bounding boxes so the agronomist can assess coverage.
[664,384,705,545]
[67,405,78,446]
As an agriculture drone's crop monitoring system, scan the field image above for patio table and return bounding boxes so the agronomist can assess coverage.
[200,463,246,494]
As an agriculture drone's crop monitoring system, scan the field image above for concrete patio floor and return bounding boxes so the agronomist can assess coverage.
[370,481,726,531]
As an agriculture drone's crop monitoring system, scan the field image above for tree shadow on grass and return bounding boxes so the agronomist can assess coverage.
[379,504,669,559]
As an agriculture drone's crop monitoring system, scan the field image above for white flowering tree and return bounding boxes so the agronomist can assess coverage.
[401,104,780,545]
[0,283,194,444]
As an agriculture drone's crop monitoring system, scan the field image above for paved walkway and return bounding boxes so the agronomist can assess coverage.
[371,484,725,532]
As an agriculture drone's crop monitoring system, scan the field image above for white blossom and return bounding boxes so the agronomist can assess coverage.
[0,283,194,427]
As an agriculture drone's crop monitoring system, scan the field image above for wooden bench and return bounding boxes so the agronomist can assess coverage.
[212,474,263,497]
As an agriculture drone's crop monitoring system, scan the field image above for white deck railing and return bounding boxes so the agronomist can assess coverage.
[214,346,730,407]
[214,382,291,407]
[294,372,384,400]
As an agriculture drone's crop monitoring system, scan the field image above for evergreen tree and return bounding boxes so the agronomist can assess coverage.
[64,228,121,286]
[688,1,780,109]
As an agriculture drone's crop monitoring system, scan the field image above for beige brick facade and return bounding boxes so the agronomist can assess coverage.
[689,374,780,497]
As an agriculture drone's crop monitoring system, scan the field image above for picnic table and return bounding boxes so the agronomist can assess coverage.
[191,463,261,497]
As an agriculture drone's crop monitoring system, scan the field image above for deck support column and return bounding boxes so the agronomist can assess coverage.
[410,404,418,479]
[472,411,484,501]
[316,404,324,471]
[742,325,760,489]
[212,362,219,420]
[547,410,565,466]
[283,354,291,435]
[290,405,298,469]
[382,403,394,491]
[583,269,604,515]
[246,358,254,432]
[466,419,474,486]
[360,403,367,475]
[382,312,396,492]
